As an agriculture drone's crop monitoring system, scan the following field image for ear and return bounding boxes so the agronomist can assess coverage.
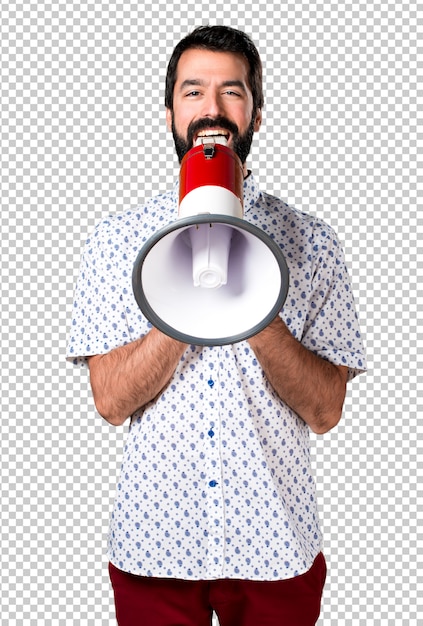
[254,108,262,132]
[166,108,173,132]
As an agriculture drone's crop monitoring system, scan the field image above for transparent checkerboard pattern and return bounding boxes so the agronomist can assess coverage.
[1,1,420,624]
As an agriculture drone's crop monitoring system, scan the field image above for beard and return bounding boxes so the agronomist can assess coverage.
[171,114,256,165]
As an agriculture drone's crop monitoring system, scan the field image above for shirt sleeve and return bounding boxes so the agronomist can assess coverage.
[300,221,367,381]
[66,220,133,367]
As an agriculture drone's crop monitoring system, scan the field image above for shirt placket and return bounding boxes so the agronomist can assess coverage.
[203,347,225,577]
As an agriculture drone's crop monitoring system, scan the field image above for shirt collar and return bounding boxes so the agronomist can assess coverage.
[242,172,261,213]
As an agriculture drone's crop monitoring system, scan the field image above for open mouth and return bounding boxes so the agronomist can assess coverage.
[194,129,230,147]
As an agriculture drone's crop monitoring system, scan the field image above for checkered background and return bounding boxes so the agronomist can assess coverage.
[1,1,421,624]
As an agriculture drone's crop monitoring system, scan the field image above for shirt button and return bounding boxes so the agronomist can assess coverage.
[209,480,218,488]
[208,379,214,388]
[208,429,215,438]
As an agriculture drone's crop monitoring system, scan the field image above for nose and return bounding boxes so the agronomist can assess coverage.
[200,91,225,119]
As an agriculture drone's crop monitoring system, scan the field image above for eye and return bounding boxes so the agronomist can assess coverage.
[185,90,201,97]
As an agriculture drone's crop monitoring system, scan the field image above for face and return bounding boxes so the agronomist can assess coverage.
[166,49,262,174]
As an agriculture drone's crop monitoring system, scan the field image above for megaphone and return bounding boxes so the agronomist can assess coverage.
[132,138,289,346]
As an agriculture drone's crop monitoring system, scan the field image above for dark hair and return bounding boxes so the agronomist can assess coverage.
[165,25,263,114]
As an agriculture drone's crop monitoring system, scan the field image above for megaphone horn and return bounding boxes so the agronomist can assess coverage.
[132,139,289,346]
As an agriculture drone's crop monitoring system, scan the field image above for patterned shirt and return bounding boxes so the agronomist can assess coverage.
[67,173,366,581]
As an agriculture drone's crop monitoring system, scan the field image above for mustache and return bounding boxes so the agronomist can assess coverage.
[187,116,239,146]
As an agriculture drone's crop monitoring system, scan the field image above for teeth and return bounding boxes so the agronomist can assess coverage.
[198,130,229,137]
[194,131,229,147]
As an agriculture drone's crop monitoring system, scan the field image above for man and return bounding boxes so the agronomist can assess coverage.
[67,25,366,626]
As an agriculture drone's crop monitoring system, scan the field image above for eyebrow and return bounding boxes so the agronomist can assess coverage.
[179,79,248,93]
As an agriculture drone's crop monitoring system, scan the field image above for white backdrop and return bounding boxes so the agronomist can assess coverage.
[1,1,421,624]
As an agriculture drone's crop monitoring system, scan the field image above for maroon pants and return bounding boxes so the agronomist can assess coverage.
[109,552,326,626]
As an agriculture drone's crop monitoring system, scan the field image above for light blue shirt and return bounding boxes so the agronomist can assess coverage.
[67,174,366,580]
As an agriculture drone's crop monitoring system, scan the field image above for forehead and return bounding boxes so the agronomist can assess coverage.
[174,48,251,87]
